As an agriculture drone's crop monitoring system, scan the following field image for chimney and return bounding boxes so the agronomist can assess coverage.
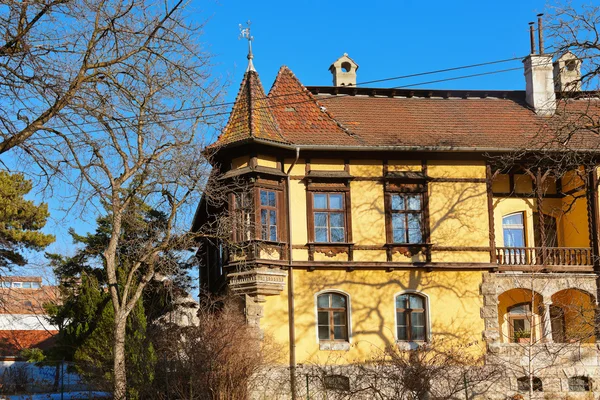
[329,53,358,86]
[553,51,582,92]
[523,14,556,116]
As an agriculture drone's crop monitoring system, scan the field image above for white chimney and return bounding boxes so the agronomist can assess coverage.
[329,53,359,87]
[523,15,556,116]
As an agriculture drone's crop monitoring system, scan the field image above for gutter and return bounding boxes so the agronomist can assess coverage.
[248,138,600,154]
[286,147,300,399]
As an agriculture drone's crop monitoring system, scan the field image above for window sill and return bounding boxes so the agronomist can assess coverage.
[319,341,350,351]
[396,341,427,351]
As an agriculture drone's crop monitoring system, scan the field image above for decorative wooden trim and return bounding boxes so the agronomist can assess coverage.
[344,159,350,173]
[345,190,353,245]
[305,158,311,175]
[509,173,515,193]
[306,189,314,244]
[486,165,497,264]
[433,246,491,252]
[289,261,497,271]
[422,161,431,263]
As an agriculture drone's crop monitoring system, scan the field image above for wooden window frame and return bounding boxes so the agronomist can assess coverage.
[384,183,429,246]
[317,292,349,342]
[230,191,253,243]
[507,302,536,343]
[258,189,278,242]
[388,192,425,244]
[307,190,352,244]
[395,292,428,342]
[230,180,286,244]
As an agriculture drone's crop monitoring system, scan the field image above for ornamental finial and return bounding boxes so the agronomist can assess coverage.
[239,21,255,72]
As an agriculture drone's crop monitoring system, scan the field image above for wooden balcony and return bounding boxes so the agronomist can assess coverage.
[496,247,592,268]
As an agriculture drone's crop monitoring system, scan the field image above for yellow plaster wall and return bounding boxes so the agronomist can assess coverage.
[350,180,385,245]
[388,160,422,172]
[561,193,590,248]
[283,159,306,176]
[427,160,486,179]
[290,179,308,247]
[492,174,510,193]
[429,182,489,247]
[231,155,249,169]
[514,174,533,194]
[256,154,277,168]
[262,269,485,364]
[349,160,383,177]
[311,159,345,171]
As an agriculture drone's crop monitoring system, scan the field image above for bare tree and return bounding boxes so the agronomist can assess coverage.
[0,0,223,155]
[0,1,225,398]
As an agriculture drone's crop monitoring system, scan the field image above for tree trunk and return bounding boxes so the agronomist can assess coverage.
[113,315,127,400]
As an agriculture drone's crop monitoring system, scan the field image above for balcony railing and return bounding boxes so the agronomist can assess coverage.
[496,247,592,266]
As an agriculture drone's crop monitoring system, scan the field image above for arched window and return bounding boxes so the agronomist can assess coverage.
[396,293,427,342]
[317,292,348,341]
[568,376,591,392]
[503,212,525,247]
[517,376,543,392]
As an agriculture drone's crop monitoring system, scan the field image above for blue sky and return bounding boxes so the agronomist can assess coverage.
[5,0,588,280]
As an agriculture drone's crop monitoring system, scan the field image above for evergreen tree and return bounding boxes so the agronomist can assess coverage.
[0,171,54,268]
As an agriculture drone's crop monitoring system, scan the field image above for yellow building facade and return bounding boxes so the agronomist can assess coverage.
[194,50,600,398]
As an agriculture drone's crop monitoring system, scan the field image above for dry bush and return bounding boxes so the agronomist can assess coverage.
[304,342,501,400]
[151,293,278,400]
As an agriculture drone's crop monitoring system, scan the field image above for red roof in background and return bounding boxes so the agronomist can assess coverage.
[0,330,57,358]
[210,66,600,152]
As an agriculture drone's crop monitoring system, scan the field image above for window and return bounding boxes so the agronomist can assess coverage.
[517,377,543,392]
[31,282,41,289]
[396,293,427,341]
[569,376,591,392]
[259,190,277,241]
[22,282,31,289]
[503,212,525,247]
[313,193,345,243]
[323,375,350,391]
[232,192,252,242]
[317,292,348,341]
[507,303,534,343]
[12,282,21,288]
[390,194,423,243]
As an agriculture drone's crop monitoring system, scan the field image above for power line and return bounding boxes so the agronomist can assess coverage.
[5,55,525,131]
[28,64,525,141]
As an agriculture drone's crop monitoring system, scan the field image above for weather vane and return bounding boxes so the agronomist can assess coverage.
[239,20,255,72]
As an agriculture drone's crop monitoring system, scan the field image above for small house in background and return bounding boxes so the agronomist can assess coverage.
[0,277,59,360]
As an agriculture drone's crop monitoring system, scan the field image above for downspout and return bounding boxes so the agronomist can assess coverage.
[286,147,300,399]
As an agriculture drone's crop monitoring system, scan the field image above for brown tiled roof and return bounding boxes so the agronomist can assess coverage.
[210,66,600,152]
[211,71,287,148]
[310,94,600,150]
[267,66,363,146]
